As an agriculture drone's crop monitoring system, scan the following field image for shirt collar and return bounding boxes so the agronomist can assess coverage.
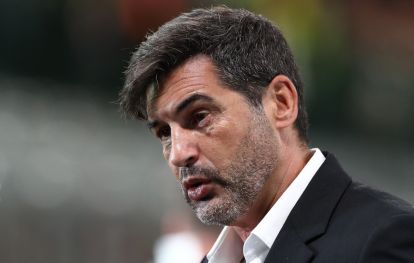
[207,148,326,263]
[207,226,243,263]
[249,148,325,249]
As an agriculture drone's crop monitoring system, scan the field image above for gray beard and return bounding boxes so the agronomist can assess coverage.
[179,112,278,225]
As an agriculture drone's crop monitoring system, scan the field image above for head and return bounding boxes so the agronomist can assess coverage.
[120,7,309,226]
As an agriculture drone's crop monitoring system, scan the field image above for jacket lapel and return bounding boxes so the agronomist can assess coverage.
[264,220,314,263]
[264,153,351,263]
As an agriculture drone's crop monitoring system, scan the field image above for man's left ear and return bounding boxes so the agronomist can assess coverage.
[262,75,298,129]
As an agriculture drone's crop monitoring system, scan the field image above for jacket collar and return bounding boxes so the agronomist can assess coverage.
[264,152,351,263]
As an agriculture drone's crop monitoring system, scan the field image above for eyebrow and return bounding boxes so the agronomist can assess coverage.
[146,93,214,131]
[175,93,214,115]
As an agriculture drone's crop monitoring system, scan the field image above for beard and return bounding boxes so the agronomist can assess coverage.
[178,110,279,225]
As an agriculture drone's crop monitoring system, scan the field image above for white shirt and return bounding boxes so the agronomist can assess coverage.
[207,148,326,263]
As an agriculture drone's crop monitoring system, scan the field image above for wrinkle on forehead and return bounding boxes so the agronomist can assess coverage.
[151,82,208,119]
[147,56,216,119]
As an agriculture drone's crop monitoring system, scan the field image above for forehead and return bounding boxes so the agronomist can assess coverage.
[147,56,231,118]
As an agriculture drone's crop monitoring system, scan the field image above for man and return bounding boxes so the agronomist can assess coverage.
[120,6,414,263]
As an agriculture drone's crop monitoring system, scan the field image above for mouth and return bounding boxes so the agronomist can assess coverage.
[182,177,213,201]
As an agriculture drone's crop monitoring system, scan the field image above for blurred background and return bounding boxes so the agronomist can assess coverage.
[0,0,413,262]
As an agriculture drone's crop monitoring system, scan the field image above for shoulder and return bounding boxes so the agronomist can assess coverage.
[329,181,414,262]
[357,212,414,262]
[340,181,413,220]
[329,177,414,232]
[320,152,413,219]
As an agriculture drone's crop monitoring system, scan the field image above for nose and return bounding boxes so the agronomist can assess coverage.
[167,126,199,168]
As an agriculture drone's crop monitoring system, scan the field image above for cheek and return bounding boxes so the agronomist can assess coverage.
[163,147,179,180]
[199,117,247,167]
[162,147,170,161]
[162,140,173,161]
[168,165,180,180]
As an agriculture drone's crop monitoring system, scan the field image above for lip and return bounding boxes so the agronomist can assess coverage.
[182,176,211,190]
[182,177,213,201]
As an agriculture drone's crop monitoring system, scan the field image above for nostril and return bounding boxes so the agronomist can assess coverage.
[169,149,198,168]
[185,156,197,167]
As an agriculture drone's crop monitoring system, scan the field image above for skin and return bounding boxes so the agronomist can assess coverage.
[147,55,311,241]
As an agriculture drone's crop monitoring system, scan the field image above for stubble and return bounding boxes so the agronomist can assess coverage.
[179,110,279,225]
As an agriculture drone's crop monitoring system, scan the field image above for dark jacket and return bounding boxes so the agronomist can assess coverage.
[201,153,414,263]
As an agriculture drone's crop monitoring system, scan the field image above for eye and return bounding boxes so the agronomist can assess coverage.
[156,125,171,140]
[191,111,211,128]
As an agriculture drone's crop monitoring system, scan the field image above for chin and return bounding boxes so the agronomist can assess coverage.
[191,197,244,226]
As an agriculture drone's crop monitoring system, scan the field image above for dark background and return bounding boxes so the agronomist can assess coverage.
[0,0,413,262]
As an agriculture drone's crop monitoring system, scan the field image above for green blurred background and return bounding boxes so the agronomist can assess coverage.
[0,0,413,262]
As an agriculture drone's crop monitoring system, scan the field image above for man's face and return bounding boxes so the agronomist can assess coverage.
[147,56,279,225]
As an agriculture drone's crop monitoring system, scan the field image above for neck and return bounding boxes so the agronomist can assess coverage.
[232,144,312,242]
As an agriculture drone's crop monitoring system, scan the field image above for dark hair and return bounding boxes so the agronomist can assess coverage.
[120,6,308,142]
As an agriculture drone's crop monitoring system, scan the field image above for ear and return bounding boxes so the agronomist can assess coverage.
[262,75,298,129]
